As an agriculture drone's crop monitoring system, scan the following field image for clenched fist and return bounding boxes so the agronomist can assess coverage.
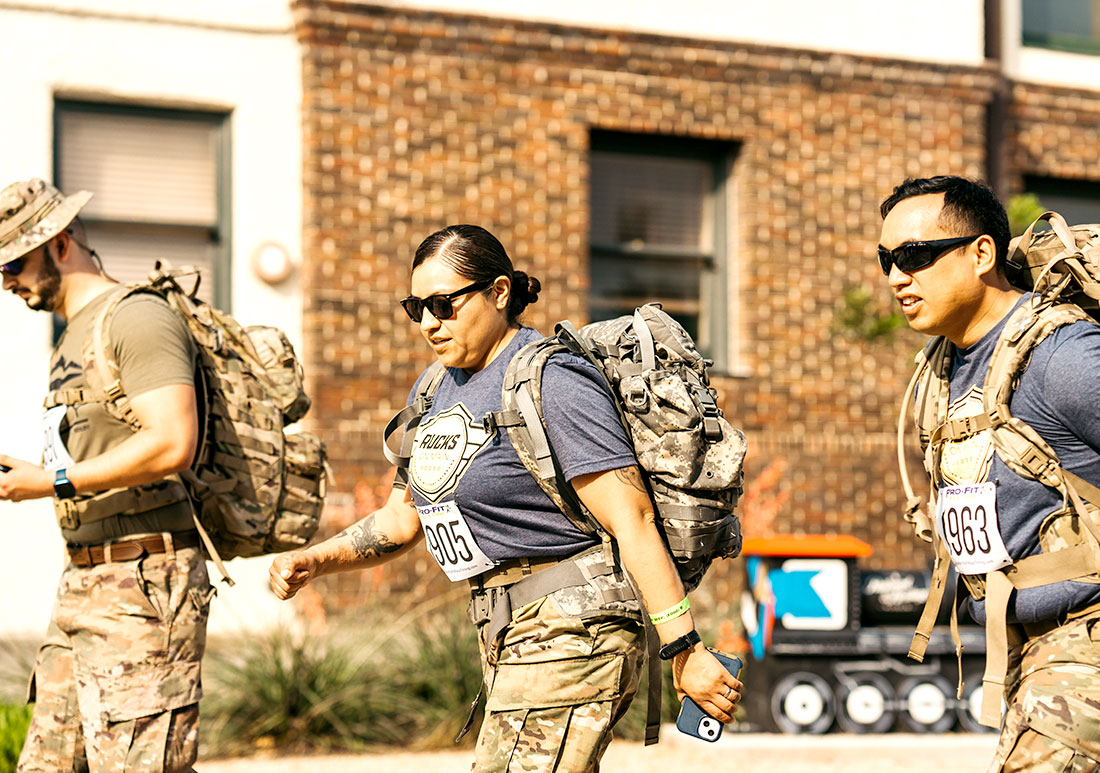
[269,550,318,600]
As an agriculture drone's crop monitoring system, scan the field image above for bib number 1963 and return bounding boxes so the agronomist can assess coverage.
[935,482,1012,575]
[415,501,494,582]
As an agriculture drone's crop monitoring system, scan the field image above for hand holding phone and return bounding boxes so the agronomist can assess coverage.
[675,648,742,743]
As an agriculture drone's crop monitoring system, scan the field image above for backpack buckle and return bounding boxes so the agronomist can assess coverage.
[691,385,724,440]
[625,386,648,411]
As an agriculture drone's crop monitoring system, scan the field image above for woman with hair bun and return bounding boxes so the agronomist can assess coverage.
[270,224,739,770]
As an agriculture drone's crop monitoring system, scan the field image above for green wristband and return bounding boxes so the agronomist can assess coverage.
[649,597,690,626]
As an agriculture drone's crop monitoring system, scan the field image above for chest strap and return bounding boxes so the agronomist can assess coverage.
[44,389,98,409]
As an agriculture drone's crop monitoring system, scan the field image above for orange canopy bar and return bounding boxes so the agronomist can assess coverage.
[741,534,874,558]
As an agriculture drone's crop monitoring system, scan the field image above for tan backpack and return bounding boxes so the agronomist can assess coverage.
[50,263,327,584]
[898,212,1100,726]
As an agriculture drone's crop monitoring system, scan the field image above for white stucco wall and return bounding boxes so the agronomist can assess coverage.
[367,0,987,64]
[0,0,303,638]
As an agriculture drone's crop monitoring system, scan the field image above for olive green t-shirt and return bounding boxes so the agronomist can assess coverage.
[50,288,197,543]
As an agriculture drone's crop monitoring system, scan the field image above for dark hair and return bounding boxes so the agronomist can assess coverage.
[880,176,1011,273]
[411,224,540,322]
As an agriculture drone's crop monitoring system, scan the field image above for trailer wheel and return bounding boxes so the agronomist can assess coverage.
[835,673,896,734]
[957,671,1000,733]
[899,674,956,733]
[771,671,835,734]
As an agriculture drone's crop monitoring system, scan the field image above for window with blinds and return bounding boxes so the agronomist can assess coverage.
[54,101,229,308]
[589,131,735,368]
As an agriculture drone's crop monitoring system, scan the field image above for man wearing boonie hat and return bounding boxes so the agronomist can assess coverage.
[0,179,212,772]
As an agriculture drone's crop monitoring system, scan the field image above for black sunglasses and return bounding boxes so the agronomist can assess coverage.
[877,235,982,276]
[0,255,27,276]
[400,280,492,322]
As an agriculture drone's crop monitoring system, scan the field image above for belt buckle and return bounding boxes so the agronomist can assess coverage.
[69,544,92,567]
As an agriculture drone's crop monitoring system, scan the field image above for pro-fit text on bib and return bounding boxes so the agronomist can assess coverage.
[416,501,495,581]
[935,482,1012,575]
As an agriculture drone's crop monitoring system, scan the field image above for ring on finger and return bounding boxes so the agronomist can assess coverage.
[722,685,733,700]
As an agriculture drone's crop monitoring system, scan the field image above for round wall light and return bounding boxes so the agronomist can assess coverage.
[251,241,295,285]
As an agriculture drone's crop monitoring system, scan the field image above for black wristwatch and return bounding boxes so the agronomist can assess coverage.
[658,629,701,661]
[53,468,77,499]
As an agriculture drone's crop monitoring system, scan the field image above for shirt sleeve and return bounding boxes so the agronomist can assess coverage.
[1040,324,1100,453]
[110,294,196,398]
[540,352,637,481]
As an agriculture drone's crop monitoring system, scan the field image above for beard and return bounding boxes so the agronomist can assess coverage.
[25,250,61,312]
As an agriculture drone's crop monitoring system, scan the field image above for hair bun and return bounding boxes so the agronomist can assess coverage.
[509,270,541,317]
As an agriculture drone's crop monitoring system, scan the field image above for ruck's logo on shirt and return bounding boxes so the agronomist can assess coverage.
[409,403,493,503]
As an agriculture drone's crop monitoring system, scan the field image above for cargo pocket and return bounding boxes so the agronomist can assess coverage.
[486,597,630,712]
[98,660,203,723]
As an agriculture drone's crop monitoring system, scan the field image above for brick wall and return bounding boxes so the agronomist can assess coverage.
[1009,81,1100,187]
[293,0,1025,611]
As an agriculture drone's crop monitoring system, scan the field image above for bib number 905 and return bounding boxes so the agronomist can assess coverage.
[423,518,474,566]
[415,501,495,582]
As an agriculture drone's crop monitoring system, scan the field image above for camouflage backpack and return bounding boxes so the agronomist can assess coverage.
[898,211,1100,726]
[58,263,327,584]
[388,303,747,591]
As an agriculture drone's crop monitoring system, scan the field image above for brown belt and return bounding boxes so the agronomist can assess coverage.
[67,531,201,568]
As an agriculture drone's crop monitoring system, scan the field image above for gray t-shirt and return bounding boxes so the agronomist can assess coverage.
[404,326,636,563]
[942,294,1100,624]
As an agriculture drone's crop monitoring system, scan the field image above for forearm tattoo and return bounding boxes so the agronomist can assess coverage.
[336,520,402,560]
[614,466,648,494]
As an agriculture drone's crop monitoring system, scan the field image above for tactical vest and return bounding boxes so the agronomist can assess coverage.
[45,265,326,584]
[899,212,1100,728]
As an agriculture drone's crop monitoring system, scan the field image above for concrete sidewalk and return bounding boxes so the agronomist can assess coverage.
[199,730,1001,772]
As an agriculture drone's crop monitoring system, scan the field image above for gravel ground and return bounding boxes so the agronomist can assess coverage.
[198,730,1001,772]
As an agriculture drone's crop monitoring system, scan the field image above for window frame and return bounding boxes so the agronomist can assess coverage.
[588,129,736,372]
[52,98,233,311]
[1021,0,1100,56]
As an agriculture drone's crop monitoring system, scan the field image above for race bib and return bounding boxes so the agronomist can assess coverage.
[42,405,75,472]
[416,500,495,582]
[935,482,1012,575]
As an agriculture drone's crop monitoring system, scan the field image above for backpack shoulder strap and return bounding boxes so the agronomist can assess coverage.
[897,336,951,542]
[78,283,164,431]
[382,360,447,469]
[983,299,1100,528]
[498,335,601,538]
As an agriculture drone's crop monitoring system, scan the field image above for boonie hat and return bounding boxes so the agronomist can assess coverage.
[0,178,92,265]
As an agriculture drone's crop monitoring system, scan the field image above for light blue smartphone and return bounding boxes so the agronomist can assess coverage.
[675,649,742,743]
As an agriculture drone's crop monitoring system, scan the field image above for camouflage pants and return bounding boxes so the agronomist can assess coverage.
[990,614,1100,773]
[472,594,645,772]
[18,539,213,773]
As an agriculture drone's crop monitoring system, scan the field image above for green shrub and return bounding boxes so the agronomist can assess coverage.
[389,608,483,748]
[200,627,421,757]
[0,703,32,770]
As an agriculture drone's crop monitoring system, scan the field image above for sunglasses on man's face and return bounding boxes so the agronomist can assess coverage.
[400,280,492,323]
[877,234,982,276]
[0,254,28,276]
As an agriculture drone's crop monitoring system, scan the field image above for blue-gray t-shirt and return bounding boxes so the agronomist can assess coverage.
[940,294,1100,624]
[404,326,637,564]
